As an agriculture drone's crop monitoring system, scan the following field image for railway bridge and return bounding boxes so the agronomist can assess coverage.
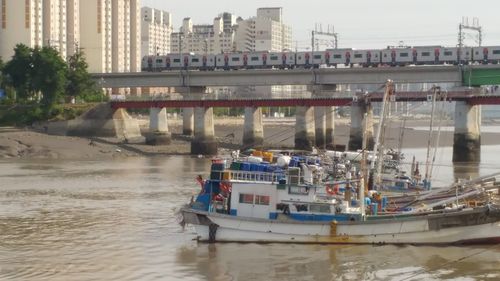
[96,91,500,162]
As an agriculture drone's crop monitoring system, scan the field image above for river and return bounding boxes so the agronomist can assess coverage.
[0,148,499,281]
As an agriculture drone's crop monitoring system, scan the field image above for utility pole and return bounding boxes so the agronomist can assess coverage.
[311,23,338,52]
[458,17,482,63]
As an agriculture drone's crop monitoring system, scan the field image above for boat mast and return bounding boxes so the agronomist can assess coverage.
[360,112,369,219]
[429,89,445,181]
[371,80,394,188]
[424,87,438,185]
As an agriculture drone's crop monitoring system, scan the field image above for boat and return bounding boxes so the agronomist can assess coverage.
[179,157,500,245]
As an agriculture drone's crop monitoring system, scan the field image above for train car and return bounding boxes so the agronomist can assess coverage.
[351,49,381,67]
[141,56,154,71]
[189,54,216,70]
[215,53,245,70]
[325,49,352,67]
[472,46,500,64]
[295,51,314,68]
[381,47,414,66]
[266,52,295,69]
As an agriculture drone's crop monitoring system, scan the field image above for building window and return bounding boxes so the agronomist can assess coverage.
[1,0,6,29]
[25,0,30,28]
[255,195,270,206]
[97,0,102,33]
[239,193,254,204]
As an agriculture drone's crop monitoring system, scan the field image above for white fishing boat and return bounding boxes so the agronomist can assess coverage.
[179,158,500,245]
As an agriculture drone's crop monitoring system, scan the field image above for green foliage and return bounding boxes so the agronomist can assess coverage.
[3,44,35,102]
[0,57,5,88]
[31,47,68,108]
[66,51,102,102]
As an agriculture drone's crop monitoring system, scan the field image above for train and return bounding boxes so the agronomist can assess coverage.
[141,46,500,72]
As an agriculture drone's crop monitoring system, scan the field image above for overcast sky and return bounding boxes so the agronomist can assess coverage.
[142,0,500,50]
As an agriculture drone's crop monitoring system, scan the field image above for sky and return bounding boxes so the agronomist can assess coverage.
[142,0,500,50]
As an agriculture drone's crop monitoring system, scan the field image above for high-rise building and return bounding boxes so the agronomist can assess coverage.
[0,0,44,60]
[171,14,236,54]
[43,0,67,58]
[235,7,292,52]
[141,6,172,57]
[79,0,140,73]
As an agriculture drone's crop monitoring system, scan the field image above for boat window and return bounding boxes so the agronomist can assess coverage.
[310,204,331,213]
[314,55,322,59]
[294,204,308,212]
[270,55,278,60]
[400,53,409,57]
[288,186,309,195]
[354,54,363,58]
[255,195,270,205]
[493,50,500,55]
[239,193,254,204]
[173,59,181,63]
[333,54,342,59]
[251,56,259,61]
[421,52,430,57]
[444,51,453,56]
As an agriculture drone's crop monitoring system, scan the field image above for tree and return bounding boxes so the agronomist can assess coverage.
[0,57,4,88]
[66,51,100,101]
[3,44,35,102]
[31,46,68,108]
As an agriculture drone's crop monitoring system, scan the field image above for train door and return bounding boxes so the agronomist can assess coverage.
[243,54,248,68]
[202,55,207,70]
[366,51,372,67]
[483,48,489,63]
[412,49,418,64]
[282,53,287,69]
[165,57,171,70]
[305,53,310,67]
[345,51,351,66]
[391,50,396,66]
[434,48,440,64]
[224,54,229,70]
[183,55,189,69]
[147,57,153,71]
[325,52,331,66]
[262,53,268,68]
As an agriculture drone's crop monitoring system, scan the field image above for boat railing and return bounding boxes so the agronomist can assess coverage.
[212,169,285,184]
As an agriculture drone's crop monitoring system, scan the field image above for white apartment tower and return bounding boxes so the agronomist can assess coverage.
[0,0,43,60]
[79,0,140,73]
[141,7,172,57]
[43,0,67,58]
[235,7,292,52]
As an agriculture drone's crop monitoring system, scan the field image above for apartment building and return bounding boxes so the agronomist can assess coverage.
[171,14,236,54]
[141,7,172,57]
[0,0,44,60]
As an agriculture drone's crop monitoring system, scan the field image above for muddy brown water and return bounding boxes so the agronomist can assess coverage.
[1,148,499,281]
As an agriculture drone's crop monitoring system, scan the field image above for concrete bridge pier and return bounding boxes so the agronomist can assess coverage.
[314,107,326,149]
[348,101,374,151]
[295,106,316,151]
[453,101,481,163]
[178,86,207,136]
[243,107,264,149]
[182,108,194,136]
[191,107,218,155]
[325,106,336,149]
[146,108,171,145]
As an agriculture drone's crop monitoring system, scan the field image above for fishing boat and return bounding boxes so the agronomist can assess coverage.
[179,157,500,245]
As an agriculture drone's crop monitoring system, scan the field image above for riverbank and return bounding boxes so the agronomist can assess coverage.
[1,117,500,159]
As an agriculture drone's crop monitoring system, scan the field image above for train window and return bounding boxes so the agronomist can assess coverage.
[354,54,362,58]
[333,54,342,59]
[191,58,199,62]
[444,51,453,56]
[270,56,279,60]
[156,59,163,63]
[400,53,409,57]
[251,56,259,61]
[383,54,387,57]
[421,52,430,57]
[493,50,500,55]
[232,57,240,61]
[298,56,302,60]
[313,55,322,59]
[173,59,180,63]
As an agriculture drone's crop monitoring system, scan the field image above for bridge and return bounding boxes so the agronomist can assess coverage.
[109,91,500,109]
[92,65,500,88]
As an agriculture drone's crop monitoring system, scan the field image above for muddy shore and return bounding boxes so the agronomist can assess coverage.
[1,117,499,160]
